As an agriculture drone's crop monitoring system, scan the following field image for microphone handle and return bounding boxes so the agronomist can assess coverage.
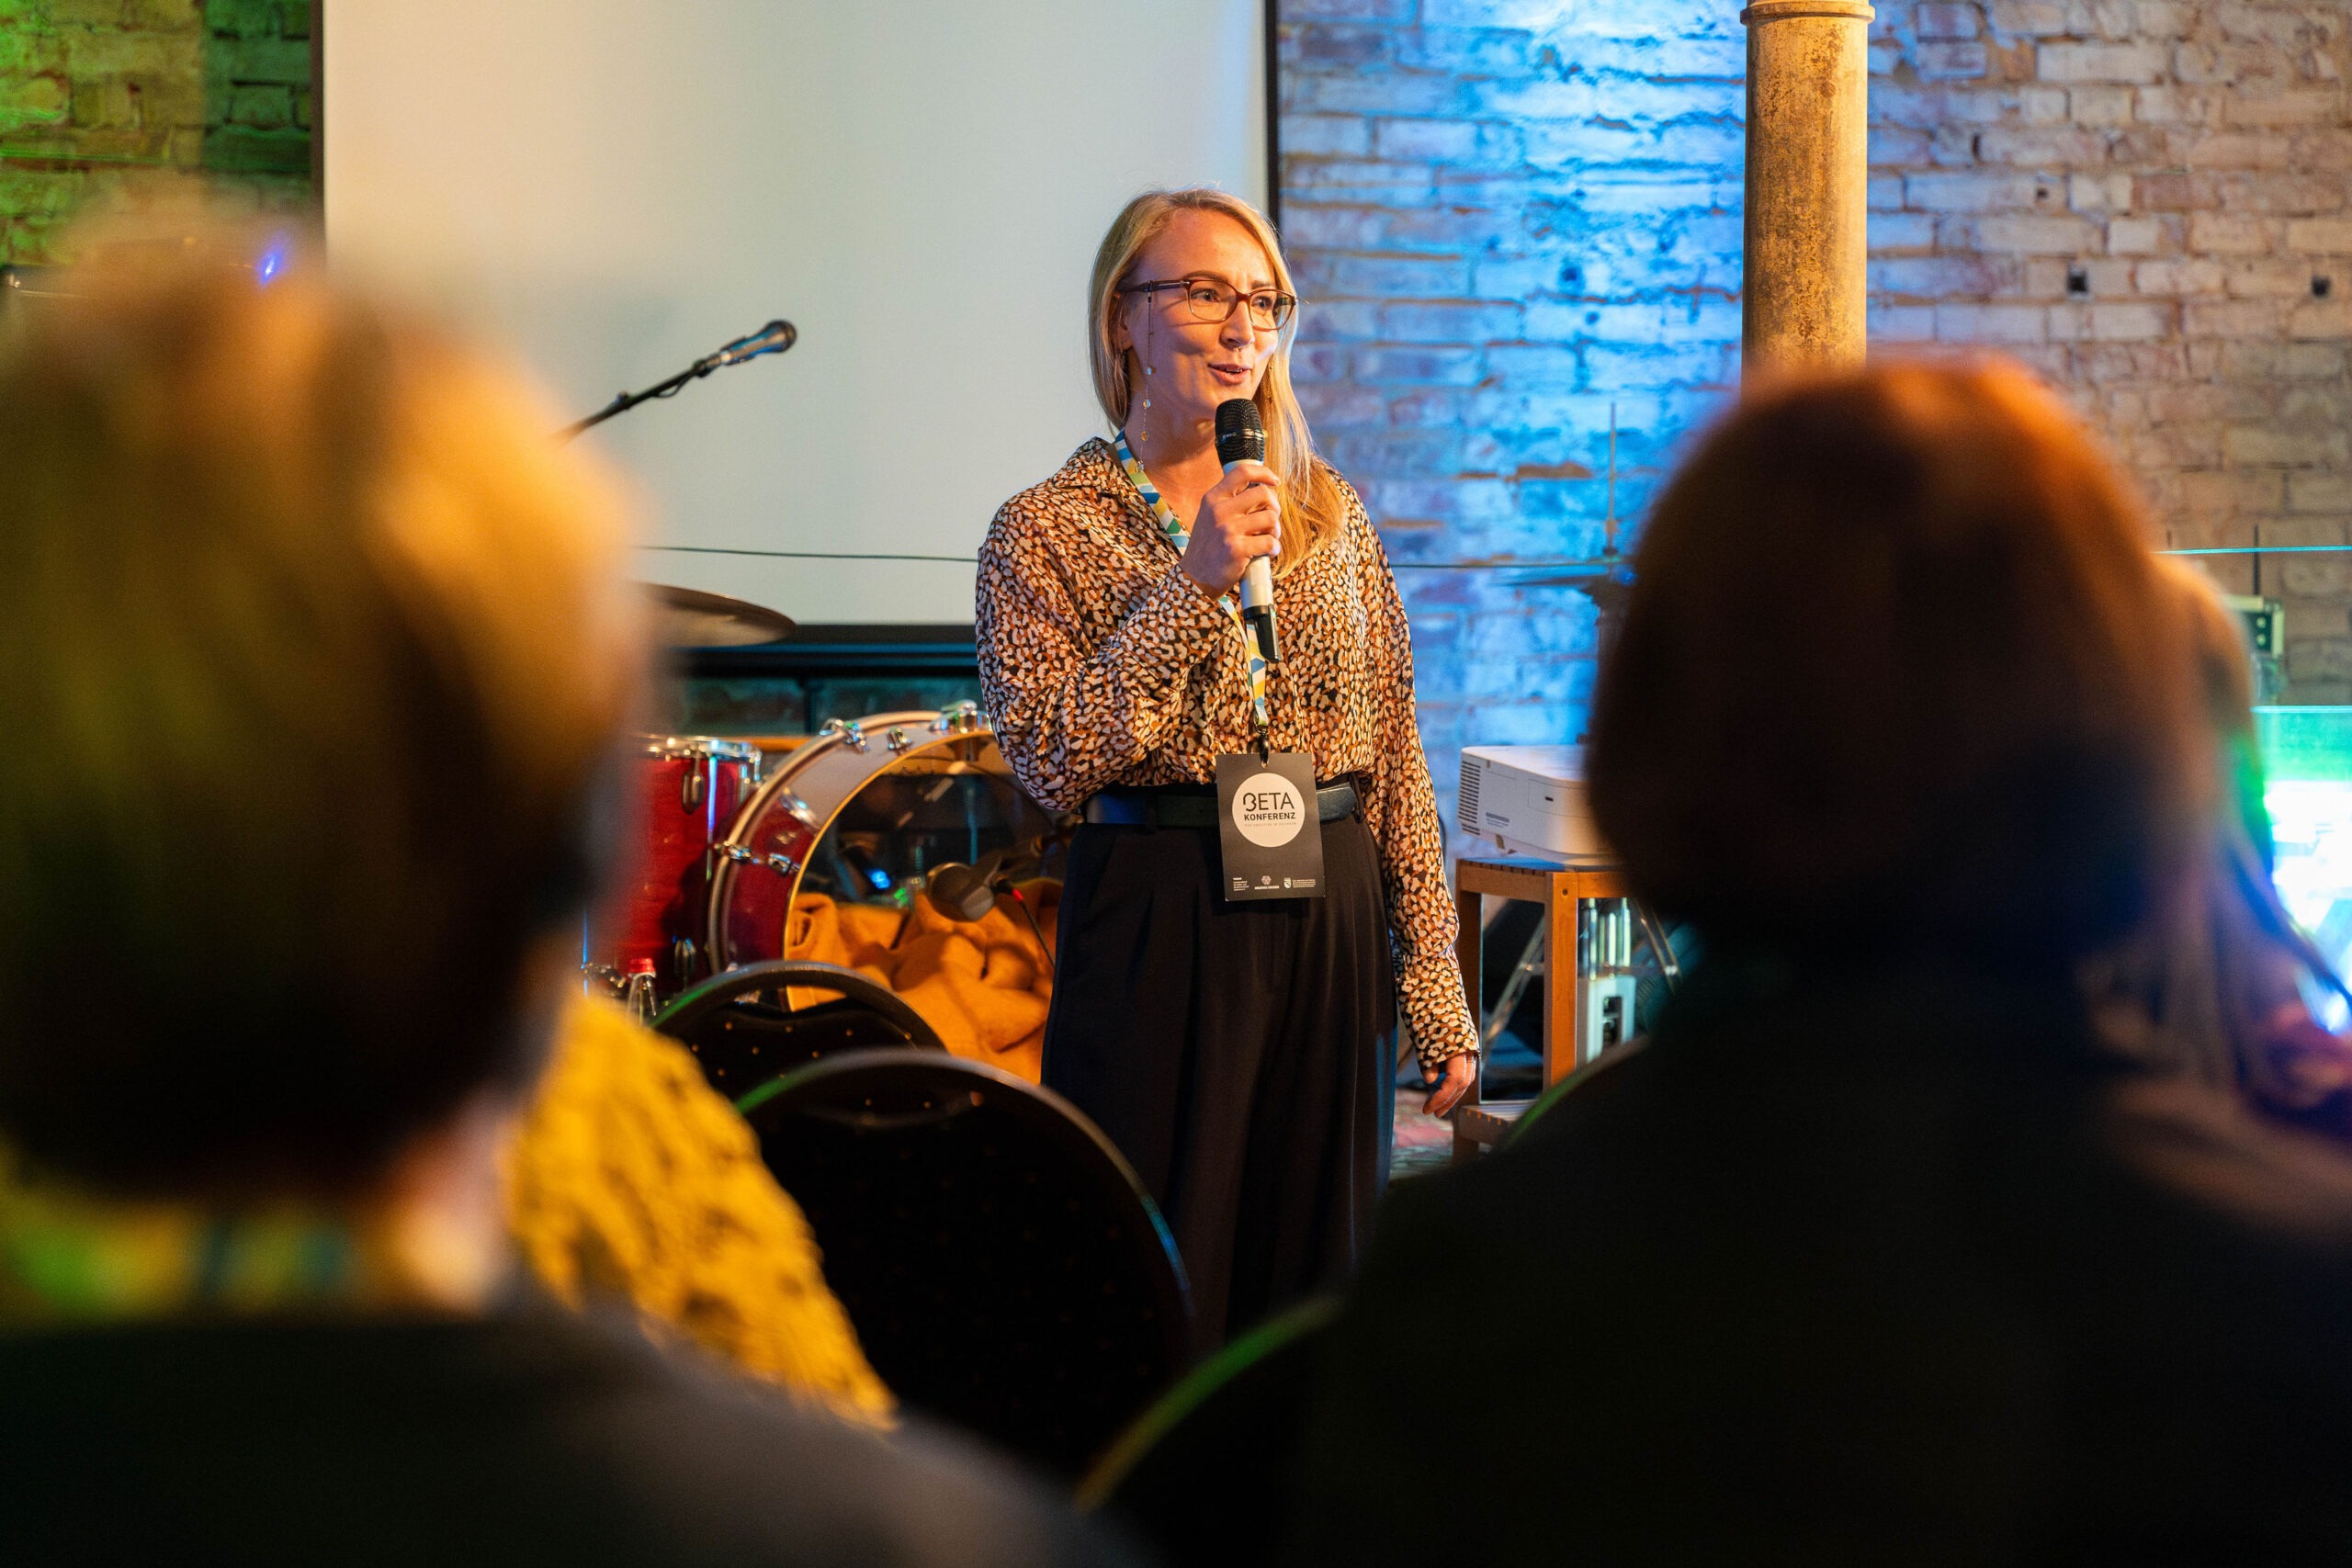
[1226,460,1282,664]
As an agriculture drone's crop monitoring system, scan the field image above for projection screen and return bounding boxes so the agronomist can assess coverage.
[323,1,1269,626]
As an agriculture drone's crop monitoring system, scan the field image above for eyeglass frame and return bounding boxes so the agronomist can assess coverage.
[1117,274,1298,333]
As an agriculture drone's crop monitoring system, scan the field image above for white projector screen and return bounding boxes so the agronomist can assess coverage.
[323,0,1268,626]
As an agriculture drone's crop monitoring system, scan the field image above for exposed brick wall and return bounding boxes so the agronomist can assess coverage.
[0,0,309,267]
[1285,0,2352,830]
[1869,0,2352,700]
[1279,0,1746,831]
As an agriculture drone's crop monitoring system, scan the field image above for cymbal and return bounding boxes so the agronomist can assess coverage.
[639,583,797,649]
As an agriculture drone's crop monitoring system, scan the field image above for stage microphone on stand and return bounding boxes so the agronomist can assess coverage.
[1215,398,1279,664]
[697,319,796,372]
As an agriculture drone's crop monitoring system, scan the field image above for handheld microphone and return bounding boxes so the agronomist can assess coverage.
[700,319,797,372]
[1215,398,1280,664]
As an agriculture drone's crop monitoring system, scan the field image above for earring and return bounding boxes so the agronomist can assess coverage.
[1142,364,1152,413]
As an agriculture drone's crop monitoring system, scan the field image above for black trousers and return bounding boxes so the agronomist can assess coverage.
[1043,812,1395,1351]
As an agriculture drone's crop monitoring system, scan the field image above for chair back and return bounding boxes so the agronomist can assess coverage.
[652,960,942,1100]
[738,1050,1192,1474]
[1079,1296,1337,1564]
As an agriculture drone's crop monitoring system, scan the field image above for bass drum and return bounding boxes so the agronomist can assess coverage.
[707,705,1064,974]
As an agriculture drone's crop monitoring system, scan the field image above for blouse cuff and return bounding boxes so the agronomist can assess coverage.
[1399,960,1480,1069]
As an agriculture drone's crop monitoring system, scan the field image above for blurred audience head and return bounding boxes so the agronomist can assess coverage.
[0,232,644,1201]
[1590,359,2212,978]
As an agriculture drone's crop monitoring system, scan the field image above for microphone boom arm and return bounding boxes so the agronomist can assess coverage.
[559,320,797,443]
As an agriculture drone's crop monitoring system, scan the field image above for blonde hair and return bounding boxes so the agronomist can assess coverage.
[1088,188,1345,572]
[0,231,645,1195]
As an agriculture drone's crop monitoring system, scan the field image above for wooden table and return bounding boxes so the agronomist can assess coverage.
[1451,855,1627,1162]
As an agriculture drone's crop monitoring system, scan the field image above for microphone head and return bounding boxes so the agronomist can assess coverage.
[1215,398,1265,468]
[925,863,996,923]
[721,320,797,364]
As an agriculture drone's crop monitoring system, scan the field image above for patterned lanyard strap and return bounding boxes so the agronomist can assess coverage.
[1113,430,1271,735]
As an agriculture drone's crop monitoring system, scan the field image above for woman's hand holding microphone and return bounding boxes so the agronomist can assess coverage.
[1181,460,1282,596]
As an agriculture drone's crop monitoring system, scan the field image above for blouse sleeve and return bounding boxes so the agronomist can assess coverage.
[1345,481,1481,1070]
[975,496,1231,811]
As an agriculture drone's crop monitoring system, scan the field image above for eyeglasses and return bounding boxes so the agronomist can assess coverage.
[1121,276,1297,333]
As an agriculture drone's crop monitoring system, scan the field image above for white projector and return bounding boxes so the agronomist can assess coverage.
[1458,745,1611,862]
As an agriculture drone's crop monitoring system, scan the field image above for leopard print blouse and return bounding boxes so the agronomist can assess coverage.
[976,437,1477,1069]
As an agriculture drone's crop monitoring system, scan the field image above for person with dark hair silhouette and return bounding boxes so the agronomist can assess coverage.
[1286,362,2352,1564]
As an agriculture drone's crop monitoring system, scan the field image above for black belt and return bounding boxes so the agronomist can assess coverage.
[1085,778,1360,829]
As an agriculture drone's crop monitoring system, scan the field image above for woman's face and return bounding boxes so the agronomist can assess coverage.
[1113,209,1280,431]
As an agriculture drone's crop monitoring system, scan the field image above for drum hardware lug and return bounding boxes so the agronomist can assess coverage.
[672,937,698,984]
[718,842,799,877]
[580,962,628,998]
[886,726,910,752]
[682,767,707,812]
[933,701,981,734]
[822,718,868,753]
[622,964,659,1025]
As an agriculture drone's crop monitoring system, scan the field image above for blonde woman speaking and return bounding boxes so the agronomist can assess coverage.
[977,189,1477,1348]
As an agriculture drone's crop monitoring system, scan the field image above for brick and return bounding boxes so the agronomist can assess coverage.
[2070,85,2135,127]
[1976,126,2113,164]
[0,74,69,131]
[1393,27,1540,75]
[2040,42,2170,84]
[2289,300,2352,340]
[1986,1,2070,34]
[1872,211,1939,251]
[1353,345,1487,385]
[1292,22,1393,68]
[1936,302,2049,343]
[1871,302,1939,342]
[2289,219,2352,254]
[1372,118,1485,164]
[1917,3,1984,39]
[2069,173,2134,212]
[226,81,289,130]
[1280,116,1372,158]
[1917,41,1991,80]
[2186,211,2278,253]
[2227,425,2351,466]
[2135,171,2221,209]
[1903,170,2049,212]
[213,36,308,83]
[1379,299,1525,343]
[1968,213,2101,253]
[2183,299,2286,336]
[2081,301,2177,340]
[2225,261,2325,298]
[2133,257,2226,293]
[2107,216,2166,254]
[2172,131,2292,170]
[64,29,198,76]
[2213,172,2351,216]
[1295,252,1470,299]
[2225,88,2346,127]
[2133,85,2217,126]
[1282,0,1412,18]
[2290,473,2352,513]
[1871,254,2012,297]
[1286,160,1436,206]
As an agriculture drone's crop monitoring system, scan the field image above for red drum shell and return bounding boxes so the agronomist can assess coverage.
[707,708,1049,974]
[597,735,761,991]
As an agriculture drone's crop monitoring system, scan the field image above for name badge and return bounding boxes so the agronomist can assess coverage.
[1216,751,1325,901]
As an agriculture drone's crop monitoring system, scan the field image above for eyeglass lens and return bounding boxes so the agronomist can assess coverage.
[1179,281,1293,331]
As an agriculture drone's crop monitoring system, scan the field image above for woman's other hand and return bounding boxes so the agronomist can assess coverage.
[1422,1051,1477,1118]
[1181,459,1282,594]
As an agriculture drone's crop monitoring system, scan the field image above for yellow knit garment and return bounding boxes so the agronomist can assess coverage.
[503,993,893,1426]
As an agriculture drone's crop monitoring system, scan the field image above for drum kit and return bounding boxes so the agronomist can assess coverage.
[588,586,1064,1022]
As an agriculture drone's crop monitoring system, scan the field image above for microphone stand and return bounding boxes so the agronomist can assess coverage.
[558,320,796,443]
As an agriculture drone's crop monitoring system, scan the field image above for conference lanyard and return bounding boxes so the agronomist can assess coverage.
[1112,430,1272,738]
